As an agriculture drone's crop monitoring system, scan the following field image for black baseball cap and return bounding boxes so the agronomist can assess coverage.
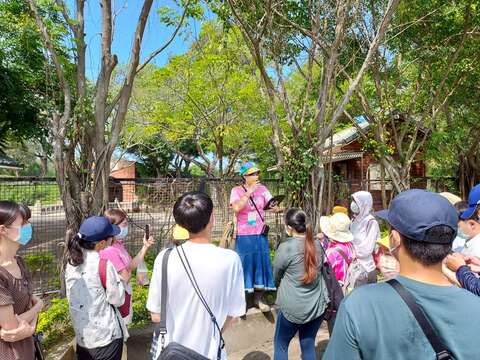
[376,189,457,244]
[78,216,121,243]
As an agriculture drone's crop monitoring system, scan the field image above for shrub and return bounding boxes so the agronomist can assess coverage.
[37,298,73,350]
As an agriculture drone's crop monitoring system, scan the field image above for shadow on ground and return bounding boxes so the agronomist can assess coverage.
[316,339,329,358]
[241,351,271,359]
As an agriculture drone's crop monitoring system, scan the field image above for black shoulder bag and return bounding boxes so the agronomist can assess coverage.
[241,185,269,237]
[153,246,225,360]
[387,279,454,360]
[318,243,344,325]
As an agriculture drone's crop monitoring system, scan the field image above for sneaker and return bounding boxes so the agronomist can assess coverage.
[257,300,271,312]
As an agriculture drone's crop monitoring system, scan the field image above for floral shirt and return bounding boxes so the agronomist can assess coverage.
[229,184,272,236]
[66,250,128,349]
[325,240,355,285]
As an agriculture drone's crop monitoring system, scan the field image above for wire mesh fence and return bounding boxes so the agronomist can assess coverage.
[0,176,458,294]
[0,177,286,294]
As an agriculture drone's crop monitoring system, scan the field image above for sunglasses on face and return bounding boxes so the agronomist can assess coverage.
[245,172,260,177]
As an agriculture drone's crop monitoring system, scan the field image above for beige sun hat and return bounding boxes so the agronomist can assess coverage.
[439,192,462,205]
[320,213,354,243]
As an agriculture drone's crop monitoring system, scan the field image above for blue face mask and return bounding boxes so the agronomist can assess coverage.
[17,223,33,245]
[118,226,129,239]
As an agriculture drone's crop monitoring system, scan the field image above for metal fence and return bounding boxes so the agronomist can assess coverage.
[0,177,285,293]
[0,176,458,293]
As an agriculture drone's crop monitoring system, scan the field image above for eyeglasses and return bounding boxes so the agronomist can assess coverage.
[244,172,260,177]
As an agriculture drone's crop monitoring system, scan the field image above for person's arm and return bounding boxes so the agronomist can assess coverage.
[150,312,161,323]
[0,306,35,342]
[273,244,288,287]
[222,316,233,333]
[17,295,43,324]
[147,252,165,324]
[464,255,480,273]
[129,235,155,271]
[456,265,480,296]
[224,254,246,324]
[105,261,126,307]
[231,186,256,213]
[355,220,379,259]
[118,269,131,283]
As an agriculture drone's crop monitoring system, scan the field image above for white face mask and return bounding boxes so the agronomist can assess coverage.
[350,201,360,214]
[457,228,471,241]
[388,232,400,256]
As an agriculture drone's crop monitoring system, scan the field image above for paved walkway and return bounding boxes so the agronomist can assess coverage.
[126,310,330,360]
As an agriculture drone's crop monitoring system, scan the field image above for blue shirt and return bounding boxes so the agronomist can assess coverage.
[324,275,480,360]
[457,265,480,296]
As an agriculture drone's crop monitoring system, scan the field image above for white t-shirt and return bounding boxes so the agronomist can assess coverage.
[462,233,480,257]
[147,242,246,359]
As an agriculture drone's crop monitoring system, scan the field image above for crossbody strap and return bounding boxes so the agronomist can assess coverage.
[335,248,350,264]
[176,245,225,360]
[387,279,453,360]
[156,247,173,349]
[241,185,265,223]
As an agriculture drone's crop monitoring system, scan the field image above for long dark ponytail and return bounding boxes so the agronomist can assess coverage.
[67,234,96,266]
[285,208,317,284]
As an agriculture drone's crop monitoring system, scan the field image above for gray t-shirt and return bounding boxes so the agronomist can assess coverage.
[273,237,329,324]
[324,275,480,360]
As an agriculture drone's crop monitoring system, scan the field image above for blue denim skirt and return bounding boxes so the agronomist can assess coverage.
[236,234,276,293]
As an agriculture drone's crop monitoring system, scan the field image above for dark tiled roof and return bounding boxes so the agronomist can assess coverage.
[322,151,363,163]
[0,154,23,169]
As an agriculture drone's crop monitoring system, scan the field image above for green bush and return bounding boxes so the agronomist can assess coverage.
[24,252,57,275]
[37,298,73,350]
[0,183,60,205]
[130,282,151,329]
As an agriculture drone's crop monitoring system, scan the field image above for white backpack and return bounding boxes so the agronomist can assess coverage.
[335,248,364,294]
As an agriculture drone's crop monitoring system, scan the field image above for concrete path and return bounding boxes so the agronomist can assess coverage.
[126,309,330,359]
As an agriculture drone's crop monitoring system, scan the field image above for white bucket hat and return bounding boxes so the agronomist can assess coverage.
[320,213,353,243]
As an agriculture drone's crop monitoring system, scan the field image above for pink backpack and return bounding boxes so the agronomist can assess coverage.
[99,258,131,318]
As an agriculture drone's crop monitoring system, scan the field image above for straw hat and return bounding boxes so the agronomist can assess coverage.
[439,192,462,205]
[320,213,353,243]
[377,235,390,249]
[332,206,348,215]
[172,224,189,240]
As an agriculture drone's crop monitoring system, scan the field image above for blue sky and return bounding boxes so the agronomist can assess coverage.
[65,0,212,79]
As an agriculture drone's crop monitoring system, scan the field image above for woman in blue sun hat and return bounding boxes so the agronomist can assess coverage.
[230,162,281,312]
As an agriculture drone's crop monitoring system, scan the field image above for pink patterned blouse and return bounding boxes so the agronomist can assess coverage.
[324,240,355,285]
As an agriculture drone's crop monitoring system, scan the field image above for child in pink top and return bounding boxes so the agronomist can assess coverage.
[100,209,154,325]
[320,213,356,285]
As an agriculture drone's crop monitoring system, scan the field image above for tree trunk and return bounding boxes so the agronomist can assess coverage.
[39,156,48,177]
[380,162,387,208]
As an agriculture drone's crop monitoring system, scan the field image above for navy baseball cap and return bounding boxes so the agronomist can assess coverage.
[376,189,457,244]
[78,216,121,243]
[460,184,480,220]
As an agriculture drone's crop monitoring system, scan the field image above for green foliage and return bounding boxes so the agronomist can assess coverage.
[282,129,317,205]
[0,0,67,152]
[123,21,270,177]
[130,282,151,329]
[37,298,73,349]
[0,183,60,205]
[24,252,57,275]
